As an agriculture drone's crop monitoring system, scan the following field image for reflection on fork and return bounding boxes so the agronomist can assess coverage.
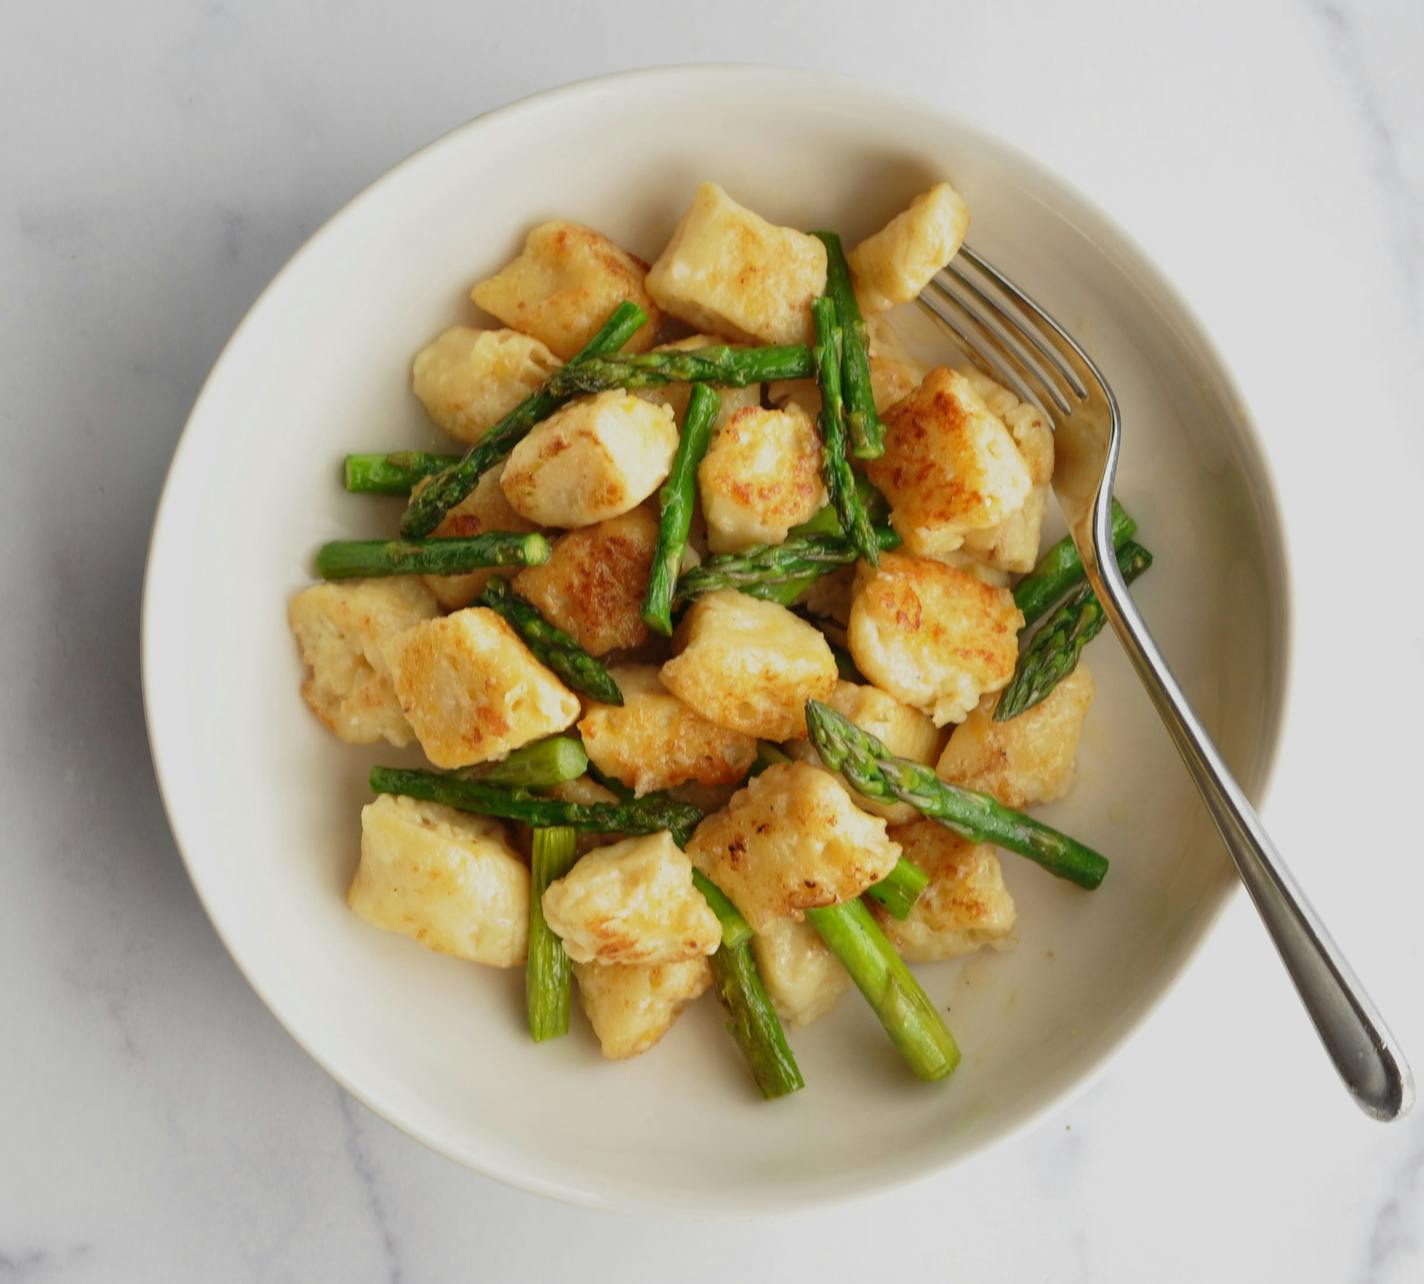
[916,247,1413,1122]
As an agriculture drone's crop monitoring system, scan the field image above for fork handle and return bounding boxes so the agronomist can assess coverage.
[1085,551,1413,1120]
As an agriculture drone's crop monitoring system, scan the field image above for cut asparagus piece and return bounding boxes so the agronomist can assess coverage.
[748,740,792,778]
[546,344,813,398]
[789,474,890,536]
[370,766,704,844]
[400,301,647,538]
[692,870,753,951]
[343,450,461,495]
[477,577,623,707]
[864,857,930,920]
[812,296,880,566]
[674,528,899,602]
[805,700,1109,889]
[527,827,579,1042]
[457,736,588,789]
[710,940,806,1099]
[643,382,720,636]
[805,898,959,1081]
[1014,501,1137,626]
[315,531,549,580]
[813,231,883,459]
[996,540,1153,722]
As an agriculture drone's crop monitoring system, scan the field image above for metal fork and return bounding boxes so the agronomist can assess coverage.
[920,246,1413,1121]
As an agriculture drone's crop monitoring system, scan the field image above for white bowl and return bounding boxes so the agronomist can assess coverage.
[143,66,1291,1213]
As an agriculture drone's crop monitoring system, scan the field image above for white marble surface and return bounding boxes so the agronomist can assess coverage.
[3,0,1422,1278]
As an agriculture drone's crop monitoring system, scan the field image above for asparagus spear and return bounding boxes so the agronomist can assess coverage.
[813,231,883,459]
[805,899,959,1081]
[477,577,623,706]
[315,531,549,580]
[996,541,1154,722]
[1014,501,1137,626]
[527,827,579,1041]
[674,528,899,602]
[545,344,813,398]
[343,450,461,495]
[748,740,792,778]
[828,639,862,683]
[400,302,648,538]
[812,297,880,567]
[643,383,720,636]
[457,736,588,789]
[709,940,806,1099]
[692,870,753,950]
[805,701,1110,889]
[864,857,930,920]
[370,766,704,844]
[789,474,890,536]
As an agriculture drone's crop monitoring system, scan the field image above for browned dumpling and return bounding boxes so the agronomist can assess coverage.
[867,367,1032,561]
[936,665,1095,808]
[873,820,1016,962]
[573,957,711,1059]
[381,608,579,768]
[661,591,837,740]
[686,762,901,933]
[288,578,438,745]
[513,509,659,656]
[578,666,757,797]
[848,551,1022,726]
[471,220,660,358]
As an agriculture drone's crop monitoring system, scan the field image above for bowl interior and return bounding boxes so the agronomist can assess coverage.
[143,67,1289,1212]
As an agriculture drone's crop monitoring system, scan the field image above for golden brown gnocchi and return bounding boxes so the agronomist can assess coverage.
[660,590,837,740]
[541,832,722,965]
[848,551,1022,726]
[500,390,678,528]
[573,957,712,1059]
[578,666,757,797]
[471,220,660,358]
[646,182,827,345]
[512,508,658,656]
[381,608,580,768]
[288,578,439,746]
[412,326,560,444]
[686,762,901,933]
[936,664,1095,808]
[348,795,528,967]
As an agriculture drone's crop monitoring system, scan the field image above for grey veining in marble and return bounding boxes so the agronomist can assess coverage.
[2,1,1422,1280]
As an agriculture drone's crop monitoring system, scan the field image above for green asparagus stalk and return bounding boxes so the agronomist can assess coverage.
[343,450,461,495]
[1014,501,1137,626]
[813,231,883,459]
[527,827,579,1041]
[748,740,792,778]
[828,639,862,683]
[400,301,647,538]
[709,941,806,1099]
[370,766,704,844]
[546,344,813,398]
[789,474,890,536]
[996,541,1154,722]
[674,528,899,603]
[643,383,719,636]
[315,531,549,580]
[477,577,623,706]
[864,858,930,920]
[805,899,959,1081]
[805,700,1110,889]
[458,736,588,789]
[812,297,880,567]
[692,870,753,950]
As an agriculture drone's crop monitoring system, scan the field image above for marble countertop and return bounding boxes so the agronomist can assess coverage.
[3,1,1422,1279]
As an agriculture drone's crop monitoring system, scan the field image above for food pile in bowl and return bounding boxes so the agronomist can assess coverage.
[287,178,1152,1097]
